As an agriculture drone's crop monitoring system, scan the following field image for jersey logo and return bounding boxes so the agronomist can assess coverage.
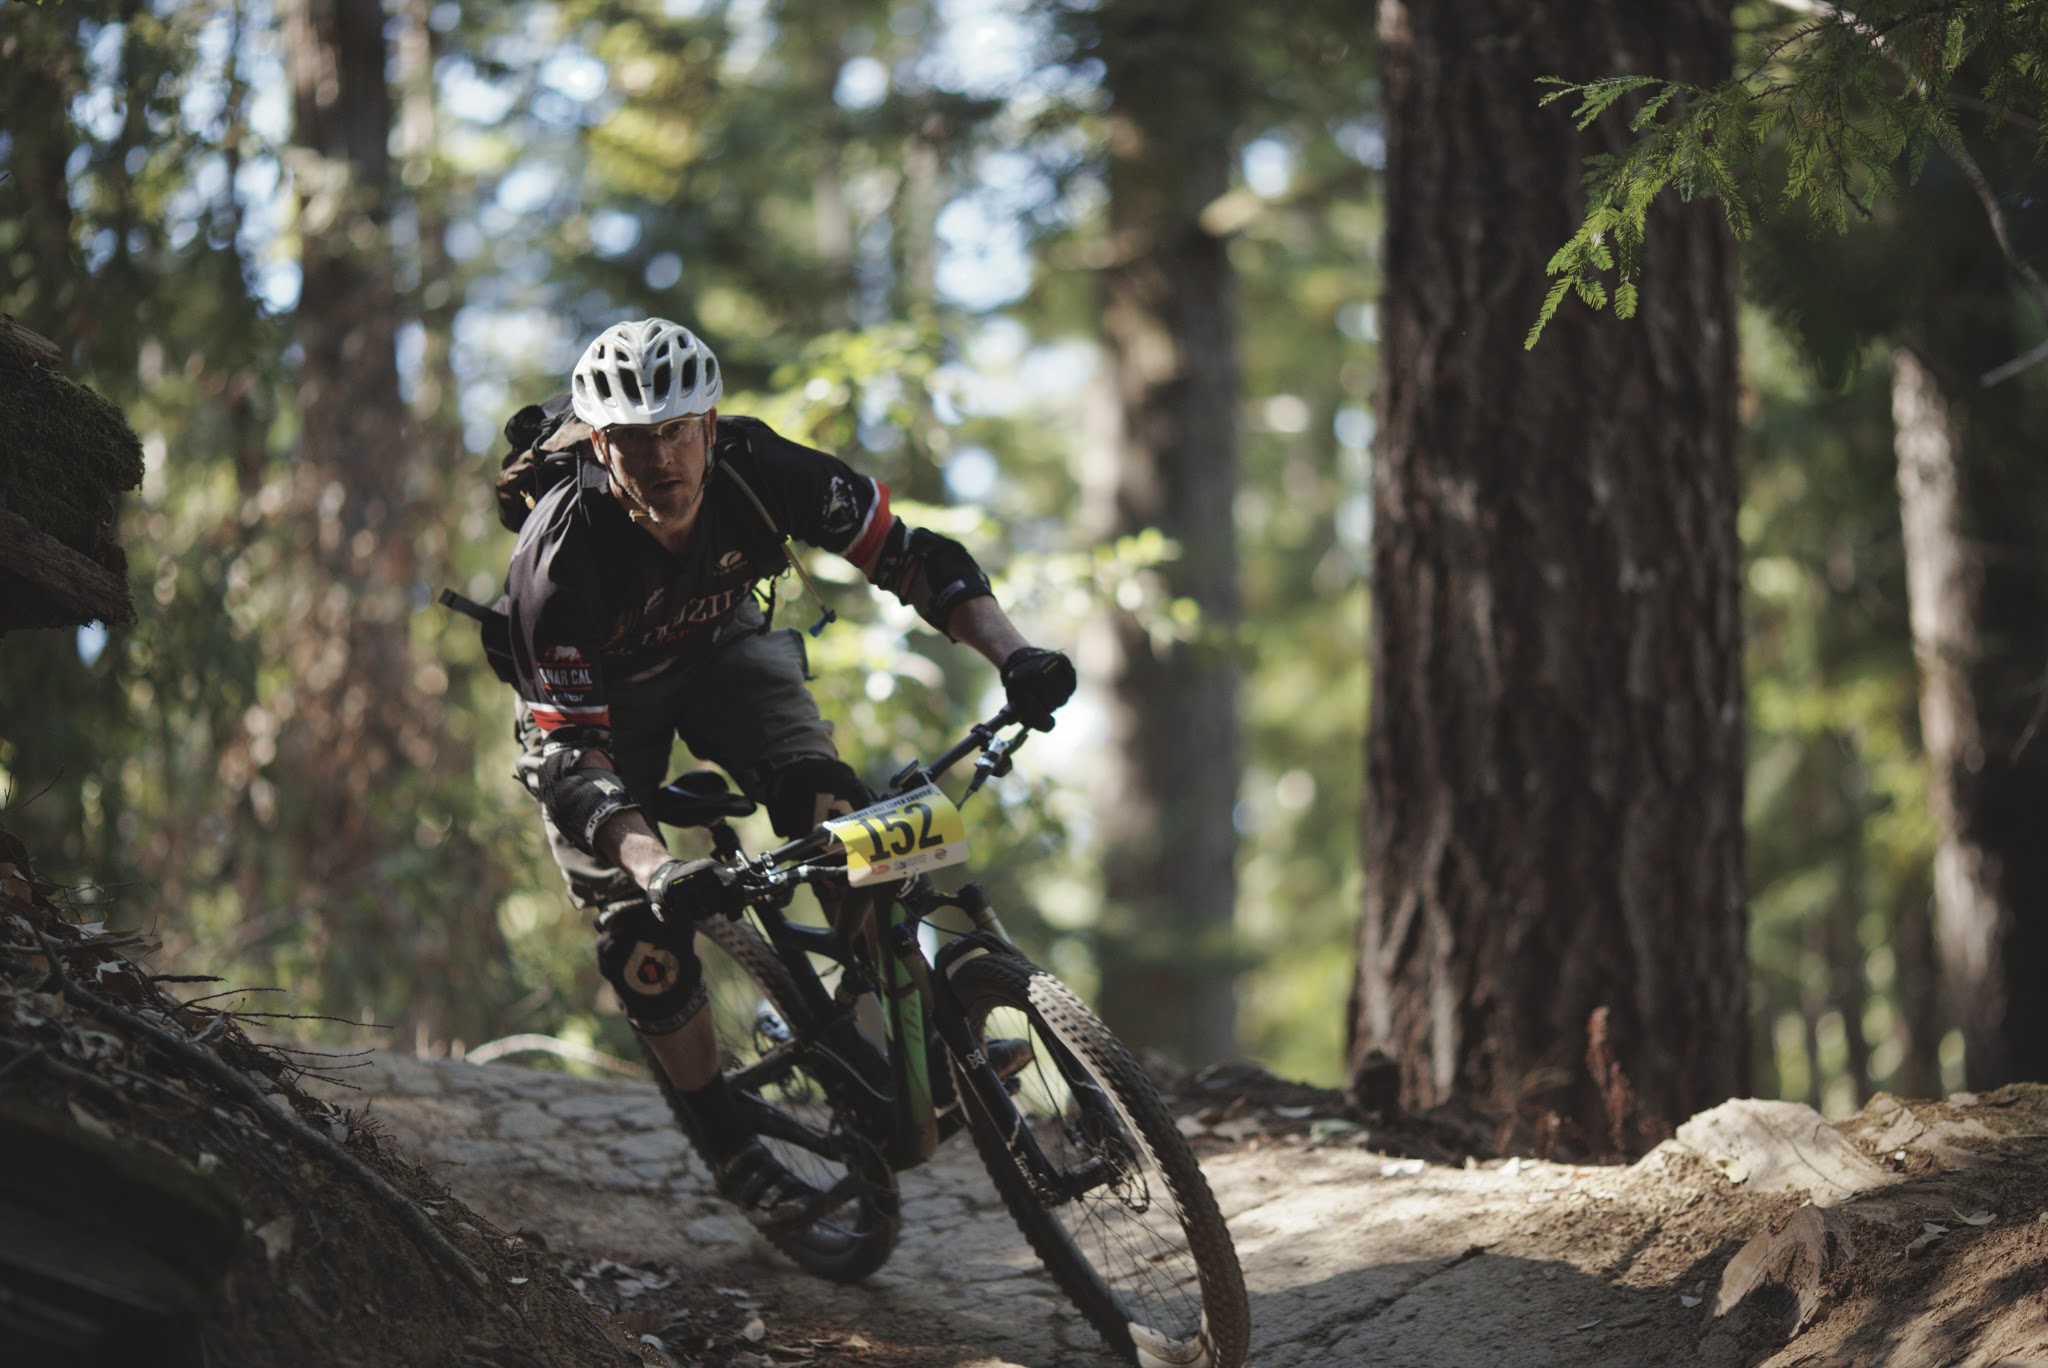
[718,549,746,571]
[820,476,860,537]
[536,644,595,695]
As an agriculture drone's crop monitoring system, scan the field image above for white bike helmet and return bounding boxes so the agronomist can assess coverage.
[569,318,723,429]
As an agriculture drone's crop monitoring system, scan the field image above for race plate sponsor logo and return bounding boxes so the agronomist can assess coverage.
[536,644,596,694]
[822,782,969,886]
[538,664,594,689]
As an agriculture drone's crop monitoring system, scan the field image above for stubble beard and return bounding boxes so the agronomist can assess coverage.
[624,471,705,527]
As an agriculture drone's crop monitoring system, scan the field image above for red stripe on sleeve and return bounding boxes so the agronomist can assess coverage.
[842,481,892,571]
[528,703,611,731]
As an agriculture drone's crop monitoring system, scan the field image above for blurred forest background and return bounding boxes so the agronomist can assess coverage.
[2,0,2044,1132]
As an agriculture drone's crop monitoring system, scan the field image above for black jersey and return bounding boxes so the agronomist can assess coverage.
[504,415,989,739]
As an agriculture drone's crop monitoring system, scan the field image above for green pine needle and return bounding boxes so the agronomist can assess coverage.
[1527,0,2048,349]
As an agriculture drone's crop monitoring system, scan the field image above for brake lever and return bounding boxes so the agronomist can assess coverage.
[961,723,1030,802]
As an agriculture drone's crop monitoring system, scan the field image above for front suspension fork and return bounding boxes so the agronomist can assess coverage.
[922,904,1089,1201]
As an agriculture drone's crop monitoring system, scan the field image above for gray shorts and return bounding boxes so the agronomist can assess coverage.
[516,606,836,909]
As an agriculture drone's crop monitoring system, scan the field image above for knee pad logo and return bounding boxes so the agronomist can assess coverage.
[625,942,681,996]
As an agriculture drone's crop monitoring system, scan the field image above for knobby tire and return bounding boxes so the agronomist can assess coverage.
[642,914,900,1282]
[946,950,1250,1368]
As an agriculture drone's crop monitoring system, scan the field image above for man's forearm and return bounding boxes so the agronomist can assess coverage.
[578,751,670,885]
[599,815,671,885]
[947,595,1029,668]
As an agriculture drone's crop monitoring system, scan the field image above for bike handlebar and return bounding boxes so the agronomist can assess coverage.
[749,706,1033,875]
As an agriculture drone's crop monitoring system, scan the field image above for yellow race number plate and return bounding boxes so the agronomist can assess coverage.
[823,782,970,886]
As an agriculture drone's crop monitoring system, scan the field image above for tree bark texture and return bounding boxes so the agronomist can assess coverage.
[1828,784,1874,1105]
[1893,333,2048,1090]
[1,12,89,345]
[392,0,519,1045]
[1353,0,1746,1148]
[281,0,463,1038]
[1092,0,1246,1066]
[1887,872,1944,1100]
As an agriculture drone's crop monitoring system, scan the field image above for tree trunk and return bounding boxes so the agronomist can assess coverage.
[396,0,460,462]
[1829,751,1873,1106]
[1892,337,2048,1089]
[2,10,89,342]
[793,0,855,331]
[889,71,952,505]
[280,0,449,1041]
[391,0,518,1047]
[1889,880,1944,1098]
[1091,0,1245,1067]
[1351,0,1746,1149]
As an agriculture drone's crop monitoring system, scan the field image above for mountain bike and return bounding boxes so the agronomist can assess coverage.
[638,707,1250,1368]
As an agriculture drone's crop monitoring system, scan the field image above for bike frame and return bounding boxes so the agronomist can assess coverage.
[705,709,1105,1194]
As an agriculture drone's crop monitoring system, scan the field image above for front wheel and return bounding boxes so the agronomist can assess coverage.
[642,914,900,1282]
[946,950,1250,1368]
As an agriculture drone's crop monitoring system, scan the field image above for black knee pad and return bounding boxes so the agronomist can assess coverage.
[758,756,873,838]
[594,898,706,1035]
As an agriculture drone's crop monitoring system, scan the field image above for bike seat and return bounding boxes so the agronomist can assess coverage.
[651,770,758,827]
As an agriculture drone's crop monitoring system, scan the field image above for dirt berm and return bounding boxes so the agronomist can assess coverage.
[323,1050,2048,1368]
[4,848,2044,1366]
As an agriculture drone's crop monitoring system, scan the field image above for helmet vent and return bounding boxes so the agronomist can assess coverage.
[570,318,722,428]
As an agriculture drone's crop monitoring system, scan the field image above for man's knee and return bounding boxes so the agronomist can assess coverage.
[756,756,872,838]
[594,898,707,1035]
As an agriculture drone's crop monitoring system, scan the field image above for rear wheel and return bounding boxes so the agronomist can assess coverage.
[946,950,1249,1368]
[642,914,900,1282]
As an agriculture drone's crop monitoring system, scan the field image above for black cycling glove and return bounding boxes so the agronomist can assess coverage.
[1000,646,1076,731]
[646,857,744,924]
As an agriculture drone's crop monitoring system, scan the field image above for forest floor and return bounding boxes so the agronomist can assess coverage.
[5,852,2047,1367]
[309,1053,2048,1368]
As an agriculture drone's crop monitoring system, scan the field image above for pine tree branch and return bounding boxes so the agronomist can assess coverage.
[1533,0,2048,371]
[1944,138,2048,384]
[1944,92,2042,136]
[1771,1,2048,381]
[1978,336,2048,387]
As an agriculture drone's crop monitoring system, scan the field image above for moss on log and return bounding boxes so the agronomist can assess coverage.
[0,316,141,629]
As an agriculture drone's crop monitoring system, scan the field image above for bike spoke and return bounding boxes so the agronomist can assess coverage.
[955,974,1238,1361]
[674,916,901,1282]
[1035,1108,1208,1339]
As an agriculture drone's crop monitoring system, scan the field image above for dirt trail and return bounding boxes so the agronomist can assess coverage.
[316,1054,2048,1368]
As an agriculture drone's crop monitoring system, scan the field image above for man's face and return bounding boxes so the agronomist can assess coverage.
[596,411,715,524]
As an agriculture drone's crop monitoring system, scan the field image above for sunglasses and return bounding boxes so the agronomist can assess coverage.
[604,415,706,454]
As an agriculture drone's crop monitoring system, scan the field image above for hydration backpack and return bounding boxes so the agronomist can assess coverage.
[494,391,601,532]
[443,394,841,684]
[438,393,594,682]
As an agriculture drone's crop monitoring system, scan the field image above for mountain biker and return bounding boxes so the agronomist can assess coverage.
[503,317,1076,1229]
